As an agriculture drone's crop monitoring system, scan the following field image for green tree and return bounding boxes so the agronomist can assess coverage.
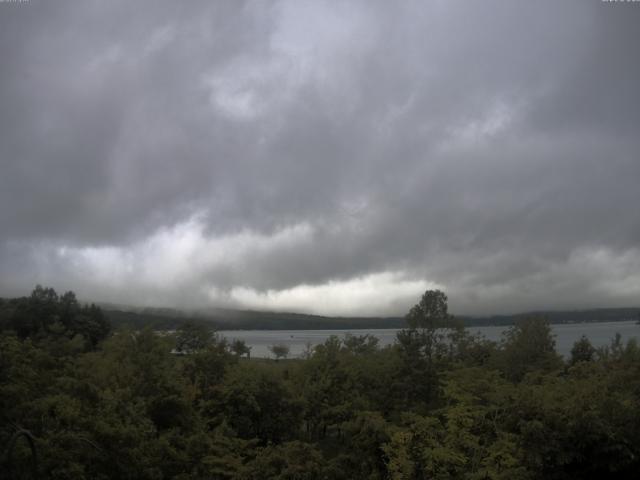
[175,321,214,353]
[75,303,111,347]
[269,343,290,361]
[569,335,596,365]
[231,338,252,359]
[240,441,325,480]
[215,364,302,443]
[342,333,380,355]
[182,336,237,401]
[497,317,563,382]
[394,290,460,408]
[405,290,452,330]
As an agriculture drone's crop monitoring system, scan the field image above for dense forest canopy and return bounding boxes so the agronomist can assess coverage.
[1,286,640,479]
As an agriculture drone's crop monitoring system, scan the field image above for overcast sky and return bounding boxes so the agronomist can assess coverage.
[1,0,639,316]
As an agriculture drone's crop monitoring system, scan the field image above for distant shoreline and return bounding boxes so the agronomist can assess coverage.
[218,319,640,333]
[102,306,640,331]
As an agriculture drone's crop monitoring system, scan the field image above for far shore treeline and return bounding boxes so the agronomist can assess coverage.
[6,290,640,334]
[2,286,640,479]
[102,304,640,331]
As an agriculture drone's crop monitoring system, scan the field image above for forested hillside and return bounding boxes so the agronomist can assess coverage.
[2,287,640,479]
[101,304,640,332]
[103,307,406,331]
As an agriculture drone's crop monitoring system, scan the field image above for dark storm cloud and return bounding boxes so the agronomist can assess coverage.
[1,0,639,315]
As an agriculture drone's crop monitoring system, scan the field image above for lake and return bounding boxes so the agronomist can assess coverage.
[220,321,640,358]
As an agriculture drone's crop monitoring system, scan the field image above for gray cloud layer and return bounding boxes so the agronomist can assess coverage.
[1,0,639,315]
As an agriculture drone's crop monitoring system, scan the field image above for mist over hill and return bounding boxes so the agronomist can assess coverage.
[102,304,640,331]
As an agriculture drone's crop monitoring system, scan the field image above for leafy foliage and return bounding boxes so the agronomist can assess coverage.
[1,287,640,479]
[268,344,290,361]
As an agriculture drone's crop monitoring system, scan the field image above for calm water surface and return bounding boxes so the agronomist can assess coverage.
[220,321,640,358]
